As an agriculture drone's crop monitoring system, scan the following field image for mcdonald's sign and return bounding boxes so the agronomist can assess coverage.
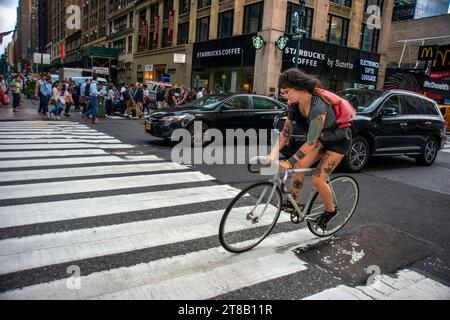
[417,45,437,61]
[431,44,450,72]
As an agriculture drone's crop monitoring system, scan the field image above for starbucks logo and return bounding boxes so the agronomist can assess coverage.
[276,36,289,51]
[252,35,265,50]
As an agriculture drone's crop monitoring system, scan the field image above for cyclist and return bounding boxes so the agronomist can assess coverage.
[267,68,353,229]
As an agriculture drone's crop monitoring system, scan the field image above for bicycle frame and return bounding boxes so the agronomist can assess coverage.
[248,158,335,224]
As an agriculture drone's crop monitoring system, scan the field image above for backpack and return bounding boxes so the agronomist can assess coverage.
[122,88,130,100]
[84,83,90,97]
[315,88,356,128]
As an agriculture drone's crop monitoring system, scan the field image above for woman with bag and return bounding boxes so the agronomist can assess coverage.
[49,81,62,120]
[267,68,353,230]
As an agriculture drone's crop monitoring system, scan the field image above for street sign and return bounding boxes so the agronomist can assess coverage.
[33,53,51,65]
[93,66,109,75]
[292,34,304,40]
[174,53,186,63]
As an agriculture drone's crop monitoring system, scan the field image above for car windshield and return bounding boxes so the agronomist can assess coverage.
[337,90,384,113]
[187,94,229,109]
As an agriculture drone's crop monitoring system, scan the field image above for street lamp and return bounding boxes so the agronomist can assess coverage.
[294,0,306,69]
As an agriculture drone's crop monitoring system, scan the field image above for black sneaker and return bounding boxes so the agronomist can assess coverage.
[316,209,338,230]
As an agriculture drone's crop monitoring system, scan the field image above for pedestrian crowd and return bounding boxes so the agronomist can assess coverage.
[1,72,277,123]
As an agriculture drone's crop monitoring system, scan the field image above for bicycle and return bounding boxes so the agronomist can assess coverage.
[219,156,359,253]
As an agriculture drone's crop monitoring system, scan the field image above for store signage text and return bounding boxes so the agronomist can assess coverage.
[196,48,242,58]
[359,59,379,83]
[423,80,449,91]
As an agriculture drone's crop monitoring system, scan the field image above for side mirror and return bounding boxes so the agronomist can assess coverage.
[381,108,398,117]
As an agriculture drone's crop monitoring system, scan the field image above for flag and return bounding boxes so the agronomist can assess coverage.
[0,31,13,44]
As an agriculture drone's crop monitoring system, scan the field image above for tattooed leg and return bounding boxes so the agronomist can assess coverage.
[311,151,344,212]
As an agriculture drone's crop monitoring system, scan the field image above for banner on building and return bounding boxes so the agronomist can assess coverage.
[168,10,174,45]
[139,20,148,50]
[153,16,159,49]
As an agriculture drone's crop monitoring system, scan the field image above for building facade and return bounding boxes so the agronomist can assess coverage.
[14,0,39,71]
[129,0,394,94]
[106,0,137,83]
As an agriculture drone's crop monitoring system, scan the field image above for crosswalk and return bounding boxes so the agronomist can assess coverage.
[0,121,448,300]
[0,121,319,300]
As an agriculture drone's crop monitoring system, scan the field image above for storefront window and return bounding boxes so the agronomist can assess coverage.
[360,24,379,52]
[330,0,352,7]
[326,15,349,46]
[196,16,210,42]
[177,22,189,45]
[243,2,264,34]
[179,0,189,15]
[285,2,313,38]
[218,10,234,39]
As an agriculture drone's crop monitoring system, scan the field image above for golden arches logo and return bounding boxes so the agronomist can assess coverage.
[420,47,434,59]
[433,49,450,67]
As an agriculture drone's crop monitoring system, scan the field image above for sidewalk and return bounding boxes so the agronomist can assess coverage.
[0,97,48,121]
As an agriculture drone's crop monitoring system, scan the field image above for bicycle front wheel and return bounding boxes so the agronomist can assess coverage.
[219,182,283,253]
[306,175,359,237]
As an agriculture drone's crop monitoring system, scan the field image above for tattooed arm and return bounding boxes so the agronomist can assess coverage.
[286,114,326,167]
[268,118,293,161]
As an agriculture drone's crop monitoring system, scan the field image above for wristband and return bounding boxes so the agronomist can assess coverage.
[287,149,306,167]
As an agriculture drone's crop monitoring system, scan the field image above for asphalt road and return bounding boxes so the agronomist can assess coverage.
[81,112,450,285]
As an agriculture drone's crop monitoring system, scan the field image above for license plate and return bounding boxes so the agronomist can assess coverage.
[145,123,152,131]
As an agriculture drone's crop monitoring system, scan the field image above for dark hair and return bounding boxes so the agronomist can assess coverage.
[278,68,322,94]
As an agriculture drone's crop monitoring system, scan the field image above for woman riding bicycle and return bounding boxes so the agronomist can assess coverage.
[267,68,353,230]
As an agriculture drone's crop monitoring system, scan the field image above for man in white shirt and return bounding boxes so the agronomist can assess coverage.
[82,75,101,124]
[196,87,206,99]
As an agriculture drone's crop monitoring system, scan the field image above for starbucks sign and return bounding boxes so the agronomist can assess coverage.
[252,35,265,50]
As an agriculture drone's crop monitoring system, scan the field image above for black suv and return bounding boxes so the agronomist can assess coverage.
[274,89,447,172]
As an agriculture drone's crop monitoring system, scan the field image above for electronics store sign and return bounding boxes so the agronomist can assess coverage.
[359,59,380,83]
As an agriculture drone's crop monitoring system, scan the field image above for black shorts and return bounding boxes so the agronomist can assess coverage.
[320,136,352,155]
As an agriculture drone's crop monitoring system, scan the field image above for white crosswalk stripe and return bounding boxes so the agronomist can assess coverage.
[1,121,446,300]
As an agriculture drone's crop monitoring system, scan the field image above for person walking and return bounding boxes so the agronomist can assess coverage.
[10,75,21,112]
[35,74,47,115]
[82,75,101,124]
[142,84,151,115]
[49,81,62,119]
[156,83,166,109]
[105,84,115,116]
[178,85,188,106]
[63,88,74,116]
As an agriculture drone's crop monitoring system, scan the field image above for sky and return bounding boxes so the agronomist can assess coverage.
[0,0,18,55]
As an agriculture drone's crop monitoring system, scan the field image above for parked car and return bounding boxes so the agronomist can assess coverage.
[145,93,286,144]
[274,89,447,172]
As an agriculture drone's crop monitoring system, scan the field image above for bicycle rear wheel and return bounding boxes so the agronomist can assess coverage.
[306,176,359,237]
[219,182,282,253]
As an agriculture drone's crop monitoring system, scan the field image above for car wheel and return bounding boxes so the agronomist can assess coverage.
[341,136,370,172]
[188,122,209,146]
[415,136,438,166]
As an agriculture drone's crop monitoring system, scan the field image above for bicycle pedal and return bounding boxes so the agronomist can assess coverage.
[290,212,302,224]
